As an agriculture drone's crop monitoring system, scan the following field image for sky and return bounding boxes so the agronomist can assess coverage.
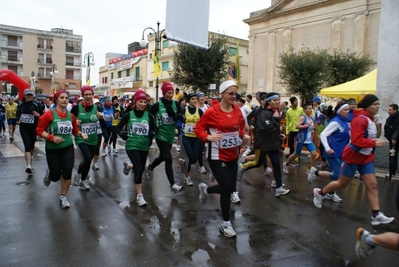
[1,0,271,85]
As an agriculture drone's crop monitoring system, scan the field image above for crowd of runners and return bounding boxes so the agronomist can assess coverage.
[1,80,398,260]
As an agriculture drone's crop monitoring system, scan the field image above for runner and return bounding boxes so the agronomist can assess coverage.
[5,97,18,141]
[147,82,184,193]
[16,89,43,173]
[71,86,101,190]
[91,98,104,170]
[312,94,395,226]
[116,90,156,206]
[36,90,88,208]
[196,92,208,174]
[195,80,251,238]
[177,93,203,186]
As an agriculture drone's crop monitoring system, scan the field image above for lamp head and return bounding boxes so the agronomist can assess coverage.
[82,63,87,68]
[90,61,95,66]
[139,39,147,48]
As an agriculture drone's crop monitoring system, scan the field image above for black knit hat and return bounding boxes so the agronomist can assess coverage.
[357,94,379,109]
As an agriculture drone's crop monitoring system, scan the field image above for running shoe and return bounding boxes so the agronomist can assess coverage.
[10,137,14,142]
[59,195,70,209]
[92,163,100,170]
[73,171,80,186]
[238,147,247,163]
[175,145,181,152]
[271,181,285,188]
[313,188,323,208]
[264,167,272,175]
[282,162,289,174]
[171,183,183,193]
[123,161,130,175]
[385,173,396,178]
[80,180,90,191]
[324,192,342,203]
[101,151,107,157]
[307,167,317,184]
[147,165,153,180]
[355,228,375,261]
[136,194,147,207]
[25,165,33,174]
[198,183,208,203]
[113,149,118,155]
[209,173,216,183]
[183,177,193,186]
[371,212,395,226]
[198,166,207,174]
[275,187,290,197]
[178,158,185,173]
[230,192,241,203]
[220,221,236,238]
[43,169,51,187]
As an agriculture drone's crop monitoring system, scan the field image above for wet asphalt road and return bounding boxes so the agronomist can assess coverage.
[0,134,398,267]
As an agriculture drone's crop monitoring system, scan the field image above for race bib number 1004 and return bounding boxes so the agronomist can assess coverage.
[81,123,96,135]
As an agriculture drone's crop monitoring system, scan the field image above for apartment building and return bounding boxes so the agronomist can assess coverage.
[0,24,83,95]
[99,32,249,100]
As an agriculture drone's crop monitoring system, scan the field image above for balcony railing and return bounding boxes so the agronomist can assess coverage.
[65,61,81,67]
[66,47,81,53]
[66,75,81,80]
[37,44,53,50]
[134,76,143,82]
[37,72,52,79]
[37,59,53,64]
[7,55,18,61]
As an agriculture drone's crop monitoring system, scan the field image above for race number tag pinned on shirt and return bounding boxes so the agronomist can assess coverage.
[185,123,195,134]
[132,122,149,136]
[57,121,72,134]
[220,131,239,149]
[104,114,113,121]
[81,123,97,135]
[20,113,35,124]
[161,113,174,124]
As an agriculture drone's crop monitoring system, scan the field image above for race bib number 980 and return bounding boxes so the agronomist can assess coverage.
[132,122,149,136]
[57,121,72,134]
[220,132,239,149]
[81,123,96,135]
[20,114,34,124]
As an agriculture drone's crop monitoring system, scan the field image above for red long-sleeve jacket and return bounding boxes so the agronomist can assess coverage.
[36,109,79,137]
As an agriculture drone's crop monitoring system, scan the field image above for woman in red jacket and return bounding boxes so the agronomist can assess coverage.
[313,94,394,226]
[195,80,251,238]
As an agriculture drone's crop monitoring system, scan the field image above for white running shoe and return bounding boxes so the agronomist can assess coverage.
[43,169,51,187]
[282,162,289,174]
[92,163,100,170]
[171,183,183,193]
[371,212,395,226]
[113,149,118,155]
[238,147,247,164]
[275,187,290,197]
[313,188,323,208]
[198,183,208,203]
[183,177,193,186]
[80,180,90,191]
[198,166,207,174]
[324,192,342,203]
[123,161,130,175]
[220,221,236,238]
[307,167,317,184]
[355,228,375,261]
[264,167,272,175]
[59,195,70,209]
[230,192,241,203]
[271,181,285,188]
[25,165,33,174]
[136,194,147,206]
[175,145,181,152]
[101,151,107,157]
[73,171,80,186]
[178,158,185,173]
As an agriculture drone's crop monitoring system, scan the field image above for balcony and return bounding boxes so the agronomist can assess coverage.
[3,41,23,49]
[65,75,81,80]
[37,44,53,50]
[66,47,81,53]
[65,61,81,67]
[0,55,23,64]
[37,58,53,64]
[37,72,52,79]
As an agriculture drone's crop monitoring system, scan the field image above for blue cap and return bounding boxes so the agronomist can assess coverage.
[311,96,321,103]
[197,92,205,98]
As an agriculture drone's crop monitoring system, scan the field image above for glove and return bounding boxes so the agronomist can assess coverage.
[120,132,128,141]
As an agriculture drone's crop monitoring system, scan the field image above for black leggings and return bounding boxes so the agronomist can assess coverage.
[108,126,118,149]
[126,150,149,184]
[95,134,102,156]
[46,145,74,181]
[179,135,199,173]
[20,127,36,152]
[77,143,97,180]
[246,150,283,188]
[150,138,175,186]
[207,159,238,221]
[198,140,205,166]
[103,127,112,143]
[287,131,298,155]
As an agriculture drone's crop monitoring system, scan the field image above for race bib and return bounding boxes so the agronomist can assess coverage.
[81,123,97,135]
[184,123,195,134]
[57,121,72,134]
[104,114,113,121]
[132,122,149,136]
[20,113,35,124]
[220,131,239,149]
[161,113,174,124]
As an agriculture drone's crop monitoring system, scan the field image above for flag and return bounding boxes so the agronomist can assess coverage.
[86,78,91,86]
[154,49,160,78]
[235,41,240,87]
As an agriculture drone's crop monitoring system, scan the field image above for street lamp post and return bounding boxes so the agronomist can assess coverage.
[50,64,58,94]
[82,52,95,85]
[140,21,162,103]
[30,71,36,92]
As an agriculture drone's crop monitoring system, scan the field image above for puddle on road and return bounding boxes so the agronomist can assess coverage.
[17,182,30,186]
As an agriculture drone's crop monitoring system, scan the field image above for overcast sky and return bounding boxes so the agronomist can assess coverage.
[1,0,271,85]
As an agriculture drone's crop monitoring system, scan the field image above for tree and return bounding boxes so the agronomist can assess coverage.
[325,49,375,86]
[169,34,230,94]
[278,48,329,103]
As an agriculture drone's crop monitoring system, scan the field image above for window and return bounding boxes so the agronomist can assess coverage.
[162,61,169,71]
[162,40,169,48]
[126,69,130,77]
[117,71,121,78]
[135,67,140,81]
[105,77,108,83]
[229,47,237,56]
[149,81,154,87]
[111,73,114,79]
[66,70,74,79]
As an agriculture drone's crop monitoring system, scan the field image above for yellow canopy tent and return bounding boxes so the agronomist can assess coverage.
[320,69,377,101]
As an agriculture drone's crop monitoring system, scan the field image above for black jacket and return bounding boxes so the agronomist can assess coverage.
[253,107,281,151]
[384,112,399,141]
